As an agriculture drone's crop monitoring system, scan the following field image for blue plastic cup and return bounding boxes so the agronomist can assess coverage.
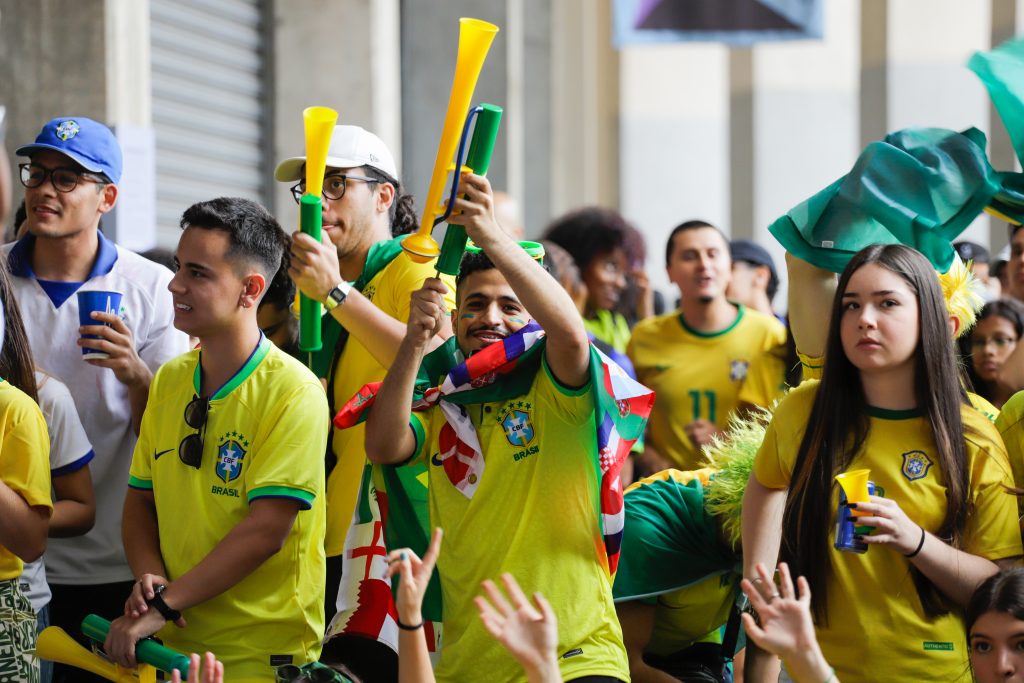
[77,290,123,359]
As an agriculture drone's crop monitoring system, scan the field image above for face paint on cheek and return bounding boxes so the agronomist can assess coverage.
[509,317,526,326]
[460,313,476,320]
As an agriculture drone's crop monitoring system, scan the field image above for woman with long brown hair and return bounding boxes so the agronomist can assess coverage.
[741,244,1022,682]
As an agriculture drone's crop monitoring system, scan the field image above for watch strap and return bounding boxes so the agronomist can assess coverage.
[323,281,351,311]
[148,585,182,622]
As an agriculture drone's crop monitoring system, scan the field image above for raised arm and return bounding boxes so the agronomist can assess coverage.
[454,174,590,387]
[290,232,452,368]
[785,253,836,359]
[365,280,450,465]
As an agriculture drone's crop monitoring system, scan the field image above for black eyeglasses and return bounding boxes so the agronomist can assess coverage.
[19,163,107,193]
[289,174,379,204]
[178,395,210,469]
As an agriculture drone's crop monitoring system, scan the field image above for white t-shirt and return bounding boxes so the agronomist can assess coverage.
[20,372,94,610]
[4,234,190,584]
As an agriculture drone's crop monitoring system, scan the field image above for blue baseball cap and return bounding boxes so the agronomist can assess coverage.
[16,117,123,184]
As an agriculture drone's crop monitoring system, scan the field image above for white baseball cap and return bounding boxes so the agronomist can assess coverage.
[274,125,398,183]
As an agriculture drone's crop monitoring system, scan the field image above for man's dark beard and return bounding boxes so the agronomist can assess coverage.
[697,295,714,304]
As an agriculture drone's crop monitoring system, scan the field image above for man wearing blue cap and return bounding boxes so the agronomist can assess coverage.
[3,117,189,681]
[727,239,780,320]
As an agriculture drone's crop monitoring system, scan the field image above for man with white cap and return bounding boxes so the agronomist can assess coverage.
[277,125,455,676]
[4,116,189,682]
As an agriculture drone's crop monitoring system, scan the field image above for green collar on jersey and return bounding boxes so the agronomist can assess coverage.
[678,304,745,339]
[192,333,271,399]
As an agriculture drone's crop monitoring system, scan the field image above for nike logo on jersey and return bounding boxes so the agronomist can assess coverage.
[154,448,174,460]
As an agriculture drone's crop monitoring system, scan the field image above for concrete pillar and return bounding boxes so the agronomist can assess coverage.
[550,0,619,218]
[272,0,402,218]
[729,48,755,241]
[0,0,110,180]
[105,0,151,127]
[519,0,553,236]
[0,0,152,246]
[399,0,508,218]
[619,42,730,296]
[988,0,1024,252]
[748,0,861,302]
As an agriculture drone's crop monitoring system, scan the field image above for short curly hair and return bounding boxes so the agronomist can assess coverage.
[542,207,630,273]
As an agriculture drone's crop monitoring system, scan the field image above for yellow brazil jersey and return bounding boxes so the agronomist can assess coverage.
[736,343,789,409]
[408,355,628,683]
[754,380,1022,683]
[798,350,1001,422]
[129,339,328,681]
[0,380,52,580]
[996,389,1024,498]
[628,306,786,469]
[327,252,457,557]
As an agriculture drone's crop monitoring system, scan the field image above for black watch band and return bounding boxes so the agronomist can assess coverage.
[148,584,182,622]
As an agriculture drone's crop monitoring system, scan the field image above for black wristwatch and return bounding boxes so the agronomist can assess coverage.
[148,584,182,622]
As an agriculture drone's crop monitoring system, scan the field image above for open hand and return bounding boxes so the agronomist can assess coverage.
[385,527,443,625]
[171,652,223,683]
[740,562,816,661]
[475,573,559,676]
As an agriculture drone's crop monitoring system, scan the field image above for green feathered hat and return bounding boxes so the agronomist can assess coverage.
[702,407,773,550]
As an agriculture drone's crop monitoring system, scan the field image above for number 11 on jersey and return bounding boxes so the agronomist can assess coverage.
[687,390,717,422]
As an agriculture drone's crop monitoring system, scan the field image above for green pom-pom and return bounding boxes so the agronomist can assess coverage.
[701,406,774,549]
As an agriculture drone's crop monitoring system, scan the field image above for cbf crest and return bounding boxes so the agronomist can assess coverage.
[500,402,535,447]
[216,431,250,483]
[56,120,80,141]
[901,450,933,482]
[729,359,749,382]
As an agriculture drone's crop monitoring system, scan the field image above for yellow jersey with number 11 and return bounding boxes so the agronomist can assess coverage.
[628,306,786,469]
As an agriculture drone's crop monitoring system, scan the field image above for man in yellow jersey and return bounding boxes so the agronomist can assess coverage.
[628,221,786,473]
[363,173,631,683]
[0,291,52,680]
[277,127,456,657]
[105,198,328,681]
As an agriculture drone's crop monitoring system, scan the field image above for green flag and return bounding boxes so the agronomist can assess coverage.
[970,38,1024,166]
[770,127,1003,273]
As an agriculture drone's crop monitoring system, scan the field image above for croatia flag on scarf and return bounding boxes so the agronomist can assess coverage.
[334,321,655,575]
